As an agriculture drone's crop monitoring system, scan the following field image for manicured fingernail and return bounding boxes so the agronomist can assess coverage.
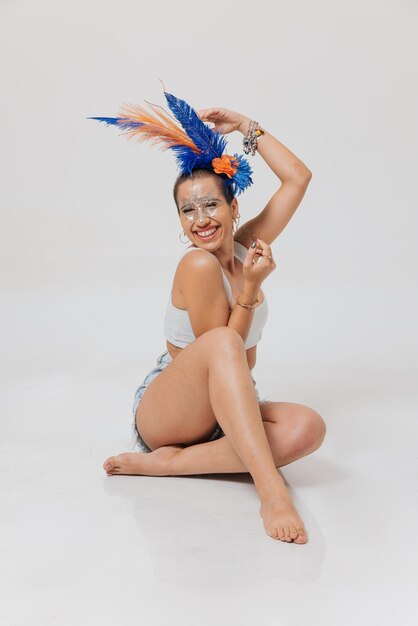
[251,241,257,248]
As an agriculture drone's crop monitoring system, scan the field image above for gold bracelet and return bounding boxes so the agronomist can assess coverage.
[236,297,259,310]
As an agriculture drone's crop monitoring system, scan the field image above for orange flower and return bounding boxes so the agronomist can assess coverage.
[211,154,239,178]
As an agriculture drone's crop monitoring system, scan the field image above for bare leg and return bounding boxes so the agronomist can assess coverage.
[206,345,283,478]
[105,408,325,475]
[104,328,319,542]
[170,410,325,474]
[201,334,309,542]
[104,423,309,543]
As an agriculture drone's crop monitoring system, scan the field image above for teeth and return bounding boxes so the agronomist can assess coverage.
[196,227,217,237]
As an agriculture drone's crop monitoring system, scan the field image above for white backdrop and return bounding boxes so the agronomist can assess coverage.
[1,1,417,624]
[1,0,417,387]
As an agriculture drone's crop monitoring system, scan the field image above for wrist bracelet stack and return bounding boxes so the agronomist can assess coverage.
[243,120,265,156]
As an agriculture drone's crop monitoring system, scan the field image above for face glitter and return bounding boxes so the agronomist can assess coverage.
[180,192,222,223]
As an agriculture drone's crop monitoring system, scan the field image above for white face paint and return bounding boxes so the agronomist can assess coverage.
[180,185,222,224]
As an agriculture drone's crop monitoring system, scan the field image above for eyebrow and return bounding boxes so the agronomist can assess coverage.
[180,195,220,210]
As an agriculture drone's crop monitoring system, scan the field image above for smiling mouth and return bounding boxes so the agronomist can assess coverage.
[193,225,220,239]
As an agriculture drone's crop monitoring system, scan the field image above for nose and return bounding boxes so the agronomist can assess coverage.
[197,206,208,223]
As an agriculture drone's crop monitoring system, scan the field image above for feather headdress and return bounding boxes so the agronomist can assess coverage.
[87,86,253,196]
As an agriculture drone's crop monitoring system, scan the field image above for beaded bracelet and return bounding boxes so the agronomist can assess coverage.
[243,120,265,156]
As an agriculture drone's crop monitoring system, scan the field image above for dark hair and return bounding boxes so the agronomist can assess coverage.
[173,168,235,214]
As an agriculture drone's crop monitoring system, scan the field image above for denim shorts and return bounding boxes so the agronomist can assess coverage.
[131,349,267,453]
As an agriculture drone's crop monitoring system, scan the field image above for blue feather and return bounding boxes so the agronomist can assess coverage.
[227,153,254,196]
[86,116,145,131]
[87,92,254,196]
[163,91,227,161]
[162,91,254,194]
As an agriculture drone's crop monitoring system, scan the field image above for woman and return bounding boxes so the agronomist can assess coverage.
[98,99,326,543]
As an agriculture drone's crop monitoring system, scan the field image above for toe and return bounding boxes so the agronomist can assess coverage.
[284,526,292,542]
[294,527,308,544]
[266,523,279,539]
[290,526,299,539]
[104,457,117,473]
[277,527,286,541]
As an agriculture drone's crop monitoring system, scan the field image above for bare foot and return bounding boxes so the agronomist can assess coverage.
[103,445,182,476]
[259,491,308,544]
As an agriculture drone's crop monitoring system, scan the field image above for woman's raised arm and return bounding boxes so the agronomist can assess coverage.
[198,107,312,248]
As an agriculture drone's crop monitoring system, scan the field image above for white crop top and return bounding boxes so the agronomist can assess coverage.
[164,240,269,349]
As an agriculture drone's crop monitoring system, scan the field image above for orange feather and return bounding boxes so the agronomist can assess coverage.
[116,100,201,154]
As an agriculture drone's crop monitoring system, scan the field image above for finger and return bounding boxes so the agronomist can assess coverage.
[254,244,265,257]
[255,238,273,256]
[250,233,263,253]
[245,243,258,263]
[249,245,265,266]
[199,108,222,121]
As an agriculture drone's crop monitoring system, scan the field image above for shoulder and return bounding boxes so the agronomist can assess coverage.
[178,247,221,274]
[177,248,225,293]
[174,248,230,338]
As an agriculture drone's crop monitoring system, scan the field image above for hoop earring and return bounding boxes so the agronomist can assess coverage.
[179,230,190,244]
[232,213,241,236]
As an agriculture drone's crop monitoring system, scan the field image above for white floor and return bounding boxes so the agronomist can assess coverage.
[1,258,417,625]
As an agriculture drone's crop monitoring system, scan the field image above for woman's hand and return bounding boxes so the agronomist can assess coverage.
[242,239,276,286]
[197,107,250,135]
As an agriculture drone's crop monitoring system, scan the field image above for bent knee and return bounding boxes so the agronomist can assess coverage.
[202,326,245,350]
[295,407,327,453]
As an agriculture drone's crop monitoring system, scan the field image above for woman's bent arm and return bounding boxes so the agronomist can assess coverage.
[226,280,260,343]
[180,252,256,345]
